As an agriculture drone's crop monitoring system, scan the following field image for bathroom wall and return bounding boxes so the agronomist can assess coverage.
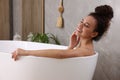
[45,0,111,45]
[45,0,120,80]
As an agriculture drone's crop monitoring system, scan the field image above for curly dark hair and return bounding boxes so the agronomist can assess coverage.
[89,5,114,41]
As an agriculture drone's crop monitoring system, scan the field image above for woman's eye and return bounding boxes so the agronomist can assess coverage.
[84,24,89,28]
[80,21,83,23]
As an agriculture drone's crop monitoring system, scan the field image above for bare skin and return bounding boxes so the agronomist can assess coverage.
[12,16,98,61]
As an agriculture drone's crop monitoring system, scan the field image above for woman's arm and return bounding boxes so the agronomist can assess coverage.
[25,49,77,58]
[12,48,85,61]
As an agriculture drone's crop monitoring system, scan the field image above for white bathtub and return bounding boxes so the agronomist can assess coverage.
[0,40,98,80]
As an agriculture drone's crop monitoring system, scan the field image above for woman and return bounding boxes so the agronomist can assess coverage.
[12,5,113,61]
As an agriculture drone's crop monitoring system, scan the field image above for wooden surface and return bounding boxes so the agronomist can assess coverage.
[0,0,10,39]
[22,0,43,40]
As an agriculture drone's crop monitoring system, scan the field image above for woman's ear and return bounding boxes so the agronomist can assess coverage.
[91,32,98,38]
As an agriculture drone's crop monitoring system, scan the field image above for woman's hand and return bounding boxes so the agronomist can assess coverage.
[68,31,80,49]
[12,48,27,61]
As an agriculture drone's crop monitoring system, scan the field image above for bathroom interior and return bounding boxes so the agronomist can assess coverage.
[0,0,120,80]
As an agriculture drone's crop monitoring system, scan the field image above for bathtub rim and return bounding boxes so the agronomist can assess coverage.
[0,40,98,59]
[0,51,98,60]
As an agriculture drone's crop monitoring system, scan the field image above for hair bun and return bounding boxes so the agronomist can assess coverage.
[95,5,113,20]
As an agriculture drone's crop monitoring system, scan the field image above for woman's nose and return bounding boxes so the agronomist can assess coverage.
[77,23,83,30]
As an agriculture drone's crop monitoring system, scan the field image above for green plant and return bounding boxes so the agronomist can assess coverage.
[32,33,49,43]
[27,33,61,45]
[47,33,61,45]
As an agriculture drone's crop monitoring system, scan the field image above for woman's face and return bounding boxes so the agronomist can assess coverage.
[75,16,98,39]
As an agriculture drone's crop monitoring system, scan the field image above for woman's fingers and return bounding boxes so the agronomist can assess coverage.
[12,51,19,61]
[77,36,80,42]
[12,51,15,59]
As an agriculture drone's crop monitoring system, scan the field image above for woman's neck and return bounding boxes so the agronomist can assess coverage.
[78,38,94,50]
